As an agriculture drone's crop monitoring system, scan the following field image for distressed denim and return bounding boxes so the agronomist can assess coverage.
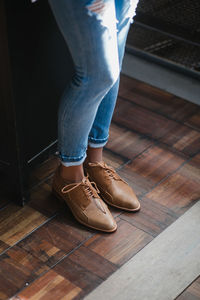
[48,0,139,166]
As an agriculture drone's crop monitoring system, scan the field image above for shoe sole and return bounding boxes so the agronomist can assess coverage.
[100,192,141,212]
[52,189,117,233]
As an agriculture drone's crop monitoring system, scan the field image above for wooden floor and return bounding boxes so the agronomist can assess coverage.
[0,74,200,300]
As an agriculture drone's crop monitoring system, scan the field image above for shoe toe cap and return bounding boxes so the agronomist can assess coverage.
[125,195,140,210]
[113,184,140,211]
[87,204,117,232]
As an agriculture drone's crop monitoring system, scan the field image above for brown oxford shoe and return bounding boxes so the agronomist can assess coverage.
[52,166,117,233]
[84,161,141,212]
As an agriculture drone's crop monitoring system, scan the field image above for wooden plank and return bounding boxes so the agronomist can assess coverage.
[189,153,200,168]
[120,197,178,237]
[17,212,92,267]
[67,246,117,280]
[0,245,49,299]
[177,276,200,300]
[0,240,9,253]
[106,123,154,160]
[15,270,82,300]
[0,212,93,298]
[185,111,200,131]
[51,245,117,298]
[103,148,128,169]
[84,218,153,266]
[118,74,142,97]
[119,75,198,122]
[84,201,200,300]
[146,160,200,214]
[0,203,47,253]
[119,75,172,102]
[117,143,186,196]
[54,256,103,295]
[113,98,178,139]
[160,123,200,156]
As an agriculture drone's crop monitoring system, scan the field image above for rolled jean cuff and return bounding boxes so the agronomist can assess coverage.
[88,136,109,148]
[59,152,87,167]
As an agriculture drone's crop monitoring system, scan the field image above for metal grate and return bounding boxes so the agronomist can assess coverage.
[127,0,200,78]
[136,0,200,33]
[127,24,200,72]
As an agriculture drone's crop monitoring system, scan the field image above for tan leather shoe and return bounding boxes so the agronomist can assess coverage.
[52,166,117,232]
[84,161,141,212]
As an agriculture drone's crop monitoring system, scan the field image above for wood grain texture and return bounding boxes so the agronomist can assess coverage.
[185,111,200,131]
[113,98,178,139]
[103,148,128,168]
[0,245,49,299]
[54,256,103,296]
[17,211,92,267]
[189,153,200,168]
[84,218,153,266]
[120,197,178,237]
[160,123,200,156]
[119,75,198,122]
[0,74,199,299]
[67,246,117,280]
[118,74,142,96]
[146,160,200,213]
[177,276,200,300]
[0,240,9,253]
[16,270,82,300]
[0,209,92,299]
[52,245,118,298]
[117,143,186,196]
[106,123,154,160]
[0,204,47,253]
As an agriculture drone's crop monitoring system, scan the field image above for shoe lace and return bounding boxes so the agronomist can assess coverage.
[61,175,100,198]
[89,161,128,184]
[84,180,100,197]
[104,165,121,180]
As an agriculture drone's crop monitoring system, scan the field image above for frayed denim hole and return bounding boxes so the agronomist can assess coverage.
[86,0,119,36]
[86,0,106,17]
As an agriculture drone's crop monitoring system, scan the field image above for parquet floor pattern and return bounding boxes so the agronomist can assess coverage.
[0,75,200,300]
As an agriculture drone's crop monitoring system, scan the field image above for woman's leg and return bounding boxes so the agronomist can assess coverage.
[83,1,141,212]
[49,0,119,232]
[48,0,119,163]
[86,0,139,163]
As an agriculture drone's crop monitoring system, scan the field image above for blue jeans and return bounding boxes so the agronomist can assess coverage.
[48,0,139,166]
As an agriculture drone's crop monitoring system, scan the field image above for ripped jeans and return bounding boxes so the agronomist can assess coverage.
[48,0,139,166]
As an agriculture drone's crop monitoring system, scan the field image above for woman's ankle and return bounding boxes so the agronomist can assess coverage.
[59,163,84,183]
[85,146,103,164]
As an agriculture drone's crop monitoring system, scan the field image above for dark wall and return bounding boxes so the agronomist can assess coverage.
[2,0,74,164]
